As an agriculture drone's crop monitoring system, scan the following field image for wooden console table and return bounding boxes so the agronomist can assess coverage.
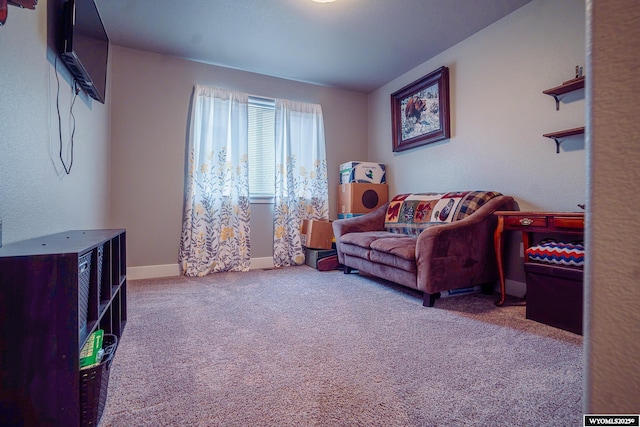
[493,211,584,306]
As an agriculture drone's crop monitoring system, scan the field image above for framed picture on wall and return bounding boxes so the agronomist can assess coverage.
[391,66,450,152]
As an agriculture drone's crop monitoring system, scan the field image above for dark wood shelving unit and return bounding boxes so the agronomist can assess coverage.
[543,76,585,153]
[0,229,127,427]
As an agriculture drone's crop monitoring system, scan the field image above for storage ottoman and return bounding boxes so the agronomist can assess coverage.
[524,262,583,335]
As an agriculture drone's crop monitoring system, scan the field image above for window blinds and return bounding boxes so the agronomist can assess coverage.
[248,97,275,197]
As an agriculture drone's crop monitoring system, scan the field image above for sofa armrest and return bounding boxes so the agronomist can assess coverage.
[415,195,518,293]
[332,203,389,264]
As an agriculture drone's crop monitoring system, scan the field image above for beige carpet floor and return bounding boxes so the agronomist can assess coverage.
[100,266,582,426]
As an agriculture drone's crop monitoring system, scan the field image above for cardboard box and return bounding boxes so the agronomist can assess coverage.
[339,161,386,184]
[338,183,388,214]
[301,219,334,250]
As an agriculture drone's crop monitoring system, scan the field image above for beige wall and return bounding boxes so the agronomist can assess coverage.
[0,0,111,245]
[585,0,640,413]
[368,0,585,209]
[108,46,368,268]
[367,0,586,295]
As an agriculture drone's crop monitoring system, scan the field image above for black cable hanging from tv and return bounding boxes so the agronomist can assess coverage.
[55,56,78,175]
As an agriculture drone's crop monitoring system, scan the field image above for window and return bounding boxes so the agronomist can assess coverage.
[248,96,275,200]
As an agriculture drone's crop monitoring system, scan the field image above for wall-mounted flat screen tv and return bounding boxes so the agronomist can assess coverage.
[61,0,109,104]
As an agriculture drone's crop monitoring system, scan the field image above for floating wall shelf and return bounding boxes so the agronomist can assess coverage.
[543,126,585,153]
[543,76,585,111]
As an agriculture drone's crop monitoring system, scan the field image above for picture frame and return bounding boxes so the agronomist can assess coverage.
[391,66,450,152]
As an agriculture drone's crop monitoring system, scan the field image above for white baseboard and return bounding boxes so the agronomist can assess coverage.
[127,262,527,295]
[127,257,275,280]
[127,264,180,280]
[250,257,275,270]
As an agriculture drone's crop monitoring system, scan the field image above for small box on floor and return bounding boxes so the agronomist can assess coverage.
[300,219,334,250]
[304,247,337,269]
[525,262,583,335]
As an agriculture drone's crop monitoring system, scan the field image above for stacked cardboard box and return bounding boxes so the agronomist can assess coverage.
[300,219,338,270]
[338,161,388,217]
[339,161,386,185]
[300,219,334,250]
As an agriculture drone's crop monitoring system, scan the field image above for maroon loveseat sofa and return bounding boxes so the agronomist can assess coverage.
[332,191,518,307]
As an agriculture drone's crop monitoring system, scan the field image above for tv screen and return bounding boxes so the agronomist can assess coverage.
[61,0,109,104]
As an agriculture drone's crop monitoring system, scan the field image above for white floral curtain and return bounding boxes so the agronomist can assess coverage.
[179,85,251,276]
[273,100,329,267]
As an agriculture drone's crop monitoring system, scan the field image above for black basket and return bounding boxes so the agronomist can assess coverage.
[79,334,118,427]
[78,252,92,337]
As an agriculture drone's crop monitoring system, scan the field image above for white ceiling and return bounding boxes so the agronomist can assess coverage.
[95,0,532,94]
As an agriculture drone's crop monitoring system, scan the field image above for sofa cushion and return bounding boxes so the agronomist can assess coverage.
[340,243,372,260]
[340,231,397,248]
[339,232,417,271]
[369,236,417,261]
[384,191,502,235]
[369,249,417,272]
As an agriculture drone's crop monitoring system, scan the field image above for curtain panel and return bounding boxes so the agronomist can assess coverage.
[273,100,329,267]
[179,85,251,276]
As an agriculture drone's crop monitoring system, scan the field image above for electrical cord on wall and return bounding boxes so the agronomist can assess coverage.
[54,56,79,175]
